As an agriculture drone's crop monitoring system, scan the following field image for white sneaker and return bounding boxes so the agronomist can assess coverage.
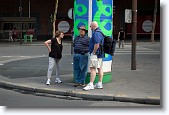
[94,83,103,89]
[55,78,62,84]
[46,79,51,85]
[83,83,94,91]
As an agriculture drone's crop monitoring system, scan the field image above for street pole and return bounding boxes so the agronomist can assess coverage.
[151,0,158,42]
[131,0,137,70]
[29,0,31,18]
[19,0,23,45]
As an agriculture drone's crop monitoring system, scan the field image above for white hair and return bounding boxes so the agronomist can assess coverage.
[91,21,98,28]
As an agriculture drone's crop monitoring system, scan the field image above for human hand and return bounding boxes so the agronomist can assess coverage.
[49,49,51,53]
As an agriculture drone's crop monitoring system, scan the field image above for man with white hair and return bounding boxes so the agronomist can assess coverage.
[83,21,104,91]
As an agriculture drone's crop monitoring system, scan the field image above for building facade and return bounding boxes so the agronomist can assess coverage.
[0,0,160,41]
[113,0,160,39]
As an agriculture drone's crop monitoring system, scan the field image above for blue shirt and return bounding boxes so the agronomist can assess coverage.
[89,28,104,58]
[74,35,90,53]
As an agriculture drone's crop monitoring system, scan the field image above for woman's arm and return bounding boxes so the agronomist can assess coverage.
[117,32,120,41]
[124,32,126,40]
[44,40,52,52]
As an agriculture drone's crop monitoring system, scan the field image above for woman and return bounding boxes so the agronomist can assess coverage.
[8,29,13,42]
[118,28,125,48]
[44,31,64,85]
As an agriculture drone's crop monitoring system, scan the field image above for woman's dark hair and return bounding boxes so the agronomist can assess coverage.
[55,31,64,37]
[120,28,123,31]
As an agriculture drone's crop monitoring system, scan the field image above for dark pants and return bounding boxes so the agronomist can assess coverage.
[73,53,89,84]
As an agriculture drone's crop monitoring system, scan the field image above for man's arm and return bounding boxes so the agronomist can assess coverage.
[92,43,100,54]
[92,32,101,54]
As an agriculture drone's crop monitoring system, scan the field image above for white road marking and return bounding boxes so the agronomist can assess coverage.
[1,56,13,57]
[114,46,160,55]
[0,55,47,65]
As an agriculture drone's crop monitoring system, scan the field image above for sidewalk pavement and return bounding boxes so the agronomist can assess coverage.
[0,43,161,105]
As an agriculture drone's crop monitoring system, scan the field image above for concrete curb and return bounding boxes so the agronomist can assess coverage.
[0,80,160,105]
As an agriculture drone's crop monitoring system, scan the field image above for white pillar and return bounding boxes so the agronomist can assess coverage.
[88,0,92,38]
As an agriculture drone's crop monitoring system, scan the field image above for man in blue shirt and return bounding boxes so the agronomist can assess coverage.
[83,21,104,91]
[73,26,90,87]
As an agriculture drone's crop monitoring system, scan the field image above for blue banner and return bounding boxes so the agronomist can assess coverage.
[92,0,113,61]
[74,0,89,38]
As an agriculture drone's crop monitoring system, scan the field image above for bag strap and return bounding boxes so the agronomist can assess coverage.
[94,30,104,45]
[94,30,105,56]
[95,30,105,37]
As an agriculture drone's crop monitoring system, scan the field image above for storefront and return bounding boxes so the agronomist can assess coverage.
[0,17,36,39]
[113,0,160,39]
[0,0,160,41]
[0,0,74,40]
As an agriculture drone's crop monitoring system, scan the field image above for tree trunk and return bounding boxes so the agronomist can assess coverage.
[53,0,59,38]
[151,0,158,42]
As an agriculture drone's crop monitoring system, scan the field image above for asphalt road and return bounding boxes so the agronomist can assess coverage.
[0,88,156,108]
[0,45,73,78]
[0,42,160,107]
[0,42,160,79]
[0,56,73,79]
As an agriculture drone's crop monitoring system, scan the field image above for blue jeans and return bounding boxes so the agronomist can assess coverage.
[73,53,89,84]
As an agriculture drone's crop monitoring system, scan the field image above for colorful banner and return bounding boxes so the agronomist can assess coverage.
[74,0,89,38]
[92,0,113,37]
[93,0,113,61]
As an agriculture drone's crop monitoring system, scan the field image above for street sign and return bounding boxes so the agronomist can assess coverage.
[19,7,22,12]
[125,9,132,23]
[142,20,153,32]
[58,21,70,33]
[68,8,74,19]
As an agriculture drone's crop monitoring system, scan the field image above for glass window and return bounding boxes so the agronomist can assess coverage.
[3,23,13,30]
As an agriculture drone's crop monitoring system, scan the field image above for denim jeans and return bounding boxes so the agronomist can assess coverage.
[73,53,89,84]
[47,57,61,79]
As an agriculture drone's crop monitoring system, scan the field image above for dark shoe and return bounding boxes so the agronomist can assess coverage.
[80,84,87,87]
[74,83,81,87]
